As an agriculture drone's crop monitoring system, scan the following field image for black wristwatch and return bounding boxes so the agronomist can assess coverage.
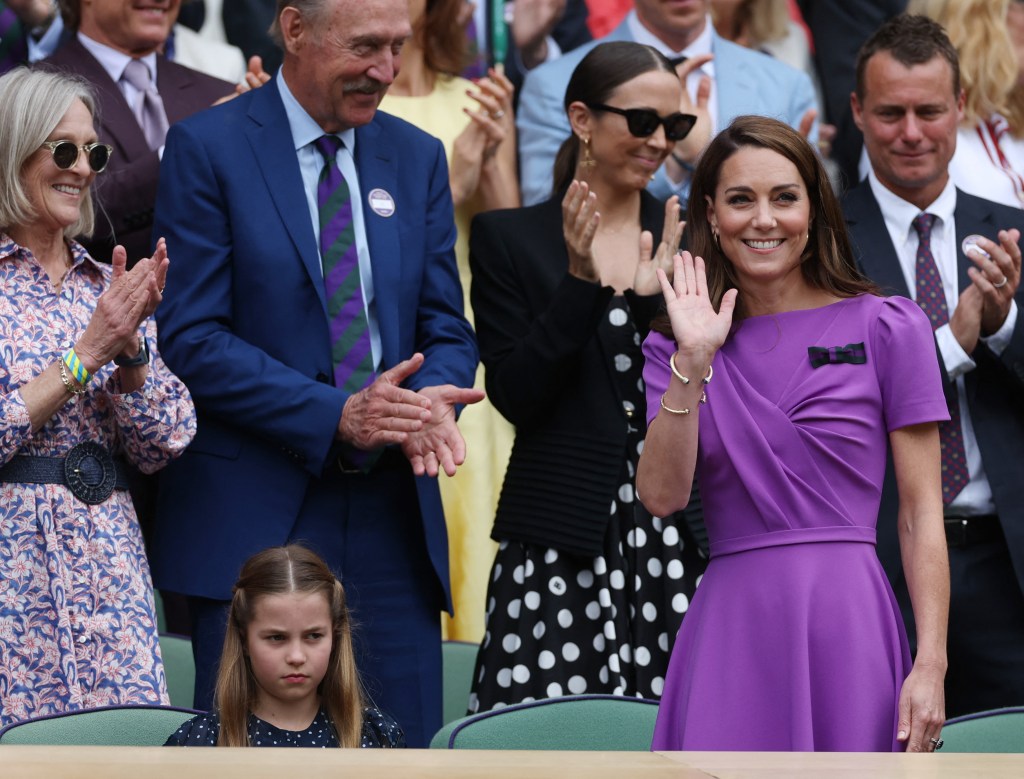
[114,335,150,367]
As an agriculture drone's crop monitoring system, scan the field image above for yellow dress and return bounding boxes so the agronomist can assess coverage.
[381,76,514,643]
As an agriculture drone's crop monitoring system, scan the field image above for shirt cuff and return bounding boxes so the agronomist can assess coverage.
[935,322,976,379]
[979,299,1018,356]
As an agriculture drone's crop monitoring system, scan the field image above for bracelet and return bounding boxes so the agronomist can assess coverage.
[58,358,86,395]
[670,352,713,386]
[63,348,92,386]
[660,394,690,415]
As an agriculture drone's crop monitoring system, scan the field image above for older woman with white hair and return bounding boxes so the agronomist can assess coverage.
[0,67,195,727]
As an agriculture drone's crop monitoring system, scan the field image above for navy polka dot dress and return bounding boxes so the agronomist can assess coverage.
[469,298,704,713]
[164,706,404,747]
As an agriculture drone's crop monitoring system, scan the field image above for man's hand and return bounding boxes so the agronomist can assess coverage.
[401,384,486,477]
[965,228,1021,336]
[513,0,567,70]
[336,354,432,450]
[949,283,983,355]
[664,54,713,182]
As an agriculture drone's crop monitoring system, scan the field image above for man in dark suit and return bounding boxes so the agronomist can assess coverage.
[152,0,481,747]
[41,0,231,265]
[844,14,1024,718]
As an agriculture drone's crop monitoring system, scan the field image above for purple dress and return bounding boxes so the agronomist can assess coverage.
[643,295,948,752]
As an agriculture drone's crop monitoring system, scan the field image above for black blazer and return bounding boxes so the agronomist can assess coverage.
[843,183,1024,594]
[469,191,665,556]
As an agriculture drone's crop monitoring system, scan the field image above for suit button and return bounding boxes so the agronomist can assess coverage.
[316,372,329,383]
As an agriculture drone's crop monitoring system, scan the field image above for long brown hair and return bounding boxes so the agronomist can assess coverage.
[416,0,470,78]
[652,115,876,333]
[215,545,365,747]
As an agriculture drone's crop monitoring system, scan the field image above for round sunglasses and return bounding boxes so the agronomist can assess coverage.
[586,104,697,142]
[41,140,114,173]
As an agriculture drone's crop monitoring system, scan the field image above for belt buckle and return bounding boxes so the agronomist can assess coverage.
[64,442,116,505]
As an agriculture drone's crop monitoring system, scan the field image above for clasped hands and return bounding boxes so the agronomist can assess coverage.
[952,228,1021,353]
[336,353,485,477]
[73,239,168,382]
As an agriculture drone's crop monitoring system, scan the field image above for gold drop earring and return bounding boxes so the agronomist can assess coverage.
[580,136,596,169]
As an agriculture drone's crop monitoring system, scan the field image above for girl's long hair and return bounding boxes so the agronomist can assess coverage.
[215,545,364,747]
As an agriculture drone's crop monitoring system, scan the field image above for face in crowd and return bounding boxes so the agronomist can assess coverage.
[853,50,965,210]
[280,0,412,133]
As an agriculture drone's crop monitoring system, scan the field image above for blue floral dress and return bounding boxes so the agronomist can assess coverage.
[0,234,196,726]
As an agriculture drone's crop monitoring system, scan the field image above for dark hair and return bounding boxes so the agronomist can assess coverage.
[855,13,961,101]
[655,115,876,330]
[552,41,677,195]
[417,0,469,77]
[215,545,365,747]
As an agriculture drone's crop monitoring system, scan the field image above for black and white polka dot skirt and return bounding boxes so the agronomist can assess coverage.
[468,299,703,714]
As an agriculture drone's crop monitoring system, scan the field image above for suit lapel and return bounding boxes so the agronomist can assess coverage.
[156,54,213,124]
[354,119,401,369]
[712,33,756,128]
[953,189,1001,294]
[244,80,325,312]
[844,184,911,297]
[58,39,150,162]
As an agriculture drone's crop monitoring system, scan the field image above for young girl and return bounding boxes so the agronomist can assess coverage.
[165,545,404,747]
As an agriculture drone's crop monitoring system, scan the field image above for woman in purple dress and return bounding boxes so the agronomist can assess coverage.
[638,116,950,752]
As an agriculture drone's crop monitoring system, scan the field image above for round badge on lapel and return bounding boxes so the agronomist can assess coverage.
[367,188,396,217]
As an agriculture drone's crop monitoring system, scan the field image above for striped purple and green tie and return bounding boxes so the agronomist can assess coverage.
[0,7,29,75]
[315,135,375,395]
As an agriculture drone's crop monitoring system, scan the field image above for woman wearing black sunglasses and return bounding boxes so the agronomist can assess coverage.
[0,68,195,727]
[466,41,703,714]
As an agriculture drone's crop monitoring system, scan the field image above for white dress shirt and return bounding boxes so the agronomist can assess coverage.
[868,172,1020,515]
[277,69,382,373]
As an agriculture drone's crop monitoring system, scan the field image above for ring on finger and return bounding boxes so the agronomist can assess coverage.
[995,275,1009,288]
[491,110,505,119]
[930,737,944,750]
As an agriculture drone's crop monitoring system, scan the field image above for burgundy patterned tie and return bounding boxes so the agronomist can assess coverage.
[912,213,969,504]
[315,135,375,394]
[0,6,28,75]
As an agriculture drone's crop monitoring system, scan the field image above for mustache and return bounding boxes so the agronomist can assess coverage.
[343,79,386,95]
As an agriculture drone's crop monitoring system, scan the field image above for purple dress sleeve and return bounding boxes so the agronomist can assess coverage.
[642,330,676,428]
[870,295,951,431]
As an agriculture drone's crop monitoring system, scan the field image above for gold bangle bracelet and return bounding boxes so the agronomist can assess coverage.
[660,393,691,415]
[670,351,713,386]
[58,358,86,395]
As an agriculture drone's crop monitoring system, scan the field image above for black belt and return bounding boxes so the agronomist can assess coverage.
[0,442,130,505]
[944,515,1002,548]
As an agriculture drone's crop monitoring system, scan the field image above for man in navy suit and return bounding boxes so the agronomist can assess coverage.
[516,0,820,206]
[844,14,1024,718]
[151,0,481,746]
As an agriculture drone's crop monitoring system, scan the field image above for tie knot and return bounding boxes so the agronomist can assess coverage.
[121,58,153,91]
[912,213,936,240]
[315,135,343,163]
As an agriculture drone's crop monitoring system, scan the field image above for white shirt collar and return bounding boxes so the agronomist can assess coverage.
[626,11,715,77]
[867,170,958,242]
[78,32,158,87]
[276,69,356,154]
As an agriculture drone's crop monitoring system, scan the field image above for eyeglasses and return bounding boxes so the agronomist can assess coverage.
[586,104,697,141]
[40,140,113,173]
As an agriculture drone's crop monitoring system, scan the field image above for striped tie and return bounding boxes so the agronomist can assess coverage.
[0,7,28,75]
[315,135,375,394]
